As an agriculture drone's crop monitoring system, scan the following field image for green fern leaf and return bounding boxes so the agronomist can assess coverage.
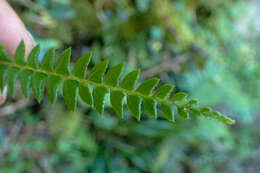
[40,48,55,72]
[73,52,91,79]
[0,44,12,62]
[0,64,8,91]
[63,79,78,111]
[172,92,188,102]
[89,60,108,83]
[153,84,174,99]
[55,48,71,76]
[104,63,124,87]
[19,69,33,98]
[93,86,108,115]
[120,70,140,90]
[7,67,19,97]
[178,107,189,119]
[79,84,92,106]
[0,41,235,125]
[200,107,212,114]
[188,99,199,106]
[46,76,63,104]
[32,72,47,102]
[127,95,142,120]
[27,44,40,69]
[14,41,26,66]
[143,98,157,119]
[136,78,160,95]
[161,103,175,122]
[190,108,201,117]
[110,90,125,118]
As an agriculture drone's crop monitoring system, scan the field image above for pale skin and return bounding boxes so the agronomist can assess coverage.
[0,0,35,104]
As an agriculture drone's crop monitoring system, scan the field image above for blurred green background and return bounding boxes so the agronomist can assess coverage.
[0,0,260,172]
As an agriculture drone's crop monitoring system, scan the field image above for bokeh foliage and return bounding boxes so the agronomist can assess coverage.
[0,0,259,172]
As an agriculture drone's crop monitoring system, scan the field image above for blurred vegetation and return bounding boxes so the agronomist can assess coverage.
[0,0,260,172]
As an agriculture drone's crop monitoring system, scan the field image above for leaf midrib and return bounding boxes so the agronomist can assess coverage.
[0,61,180,107]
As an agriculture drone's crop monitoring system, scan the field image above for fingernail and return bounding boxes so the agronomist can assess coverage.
[26,30,35,46]
[24,30,35,57]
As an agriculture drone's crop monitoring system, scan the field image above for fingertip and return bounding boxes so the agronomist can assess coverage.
[0,0,35,58]
[24,30,35,57]
[0,28,35,58]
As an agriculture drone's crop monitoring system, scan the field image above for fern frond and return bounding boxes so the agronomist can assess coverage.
[0,41,235,124]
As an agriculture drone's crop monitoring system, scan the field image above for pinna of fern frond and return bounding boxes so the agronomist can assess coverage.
[0,41,235,124]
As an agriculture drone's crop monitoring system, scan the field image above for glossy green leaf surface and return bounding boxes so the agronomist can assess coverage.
[143,98,157,119]
[27,44,40,69]
[93,86,108,115]
[127,95,142,120]
[0,44,12,62]
[63,79,79,111]
[55,48,71,76]
[14,41,26,66]
[200,107,212,114]
[104,63,125,87]
[153,84,174,99]
[110,90,125,118]
[172,92,188,102]
[40,48,55,72]
[47,76,63,104]
[190,108,201,117]
[73,52,91,79]
[89,60,108,83]
[32,72,47,102]
[136,78,160,95]
[161,104,175,122]
[79,84,92,106]
[7,67,19,97]
[178,107,189,119]
[120,70,140,90]
[19,69,33,98]
[0,64,8,91]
